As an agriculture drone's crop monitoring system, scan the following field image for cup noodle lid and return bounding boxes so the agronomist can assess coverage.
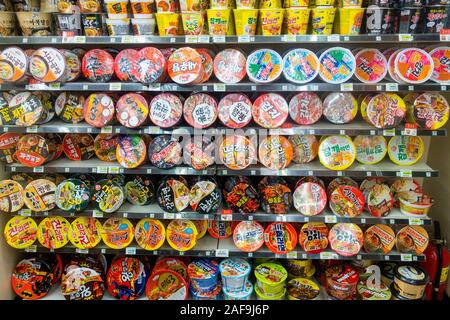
[219,135,256,170]
[218,93,253,129]
[395,225,429,255]
[363,224,396,254]
[288,135,319,164]
[318,47,356,84]
[366,93,406,129]
[134,218,165,250]
[55,178,91,212]
[288,92,323,125]
[429,46,450,84]
[0,179,24,213]
[299,222,329,254]
[328,223,364,257]
[357,279,392,300]
[354,135,388,165]
[5,92,44,127]
[387,49,406,84]
[387,136,424,166]
[395,48,434,84]
[246,49,283,83]
[259,180,292,214]
[166,219,198,251]
[167,47,204,85]
[148,135,181,169]
[69,217,102,249]
[134,47,166,84]
[233,220,265,252]
[390,178,422,207]
[29,47,67,83]
[0,47,28,82]
[149,93,183,128]
[354,48,387,84]
[326,264,359,286]
[254,262,288,286]
[318,135,356,171]
[82,49,114,82]
[94,134,119,162]
[83,93,115,128]
[189,180,221,214]
[329,185,365,218]
[60,49,81,82]
[114,48,139,82]
[101,218,135,249]
[213,48,247,84]
[61,266,105,300]
[196,48,214,83]
[323,92,358,124]
[412,92,449,130]
[117,134,147,169]
[12,257,54,300]
[146,269,188,300]
[4,216,37,249]
[258,135,293,170]
[282,48,319,84]
[224,179,260,214]
[188,259,219,280]
[183,93,218,129]
[287,278,321,300]
[157,177,190,213]
[327,177,358,198]
[23,178,56,212]
[293,182,327,216]
[116,93,149,128]
[263,222,298,254]
[363,183,393,217]
[208,220,235,239]
[252,93,288,129]
[63,133,95,161]
[92,179,125,213]
[55,92,85,124]
[219,258,251,278]
[37,216,70,249]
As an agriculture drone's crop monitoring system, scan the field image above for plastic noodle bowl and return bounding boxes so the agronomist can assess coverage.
[318,47,356,84]
[282,48,319,84]
[219,258,251,293]
[223,280,253,300]
[254,263,288,299]
[188,259,220,293]
[287,278,320,300]
[392,264,428,300]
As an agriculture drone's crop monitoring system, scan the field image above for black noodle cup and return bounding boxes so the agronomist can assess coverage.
[54,13,82,36]
[396,0,425,7]
[398,6,423,33]
[422,5,450,33]
[365,6,399,33]
[81,13,106,36]
[366,0,396,7]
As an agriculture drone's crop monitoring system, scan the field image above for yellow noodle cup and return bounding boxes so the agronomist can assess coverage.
[334,7,364,35]
[181,11,206,35]
[235,0,256,9]
[312,0,335,5]
[207,9,232,35]
[259,0,282,8]
[155,12,182,35]
[310,6,336,35]
[211,0,235,9]
[180,0,206,11]
[337,0,363,7]
[233,9,258,36]
[259,8,284,36]
[284,7,310,35]
[284,0,309,7]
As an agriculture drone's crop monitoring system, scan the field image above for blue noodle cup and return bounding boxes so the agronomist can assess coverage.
[219,258,251,293]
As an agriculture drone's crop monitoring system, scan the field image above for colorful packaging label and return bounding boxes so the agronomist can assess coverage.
[299,222,328,254]
[264,222,298,254]
[107,257,149,300]
[224,179,259,213]
[62,267,105,300]
[390,178,422,207]
[219,135,256,170]
[116,93,149,128]
[69,217,102,249]
[429,46,450,83]
[157,177,190,213]
[319,47,356,84]
[246,49,283,83]
[396,225,429,255]
[167,47,203,84]
[183,93,218,129]
[146,270,188,300]
[81,49,114,82]
[363,224,396,254]
[101,218,134,249]
[283,49,319,84]
[412,92,449,130]
[233,221,264,252]
[4,216,37,249]
[63,133,95,161]
[12,258,53,300]
[258,135,293,170]
[318,135,356,170]
[288,92,323,125]
[329,185,365,217]
[366,93,406,129]
[354,49,387,83]
[0,179,24,213]
[395,48,434,84]
[323,92,358,124]
[387,136,424,166]
[2,92,44,127]
[329,223,363,257]
[82,93,115,128]
[135,47,166,84]
[213,49,247,84]
[134,218,165,250]
[55,92,85,124]
[287,278,320,300]
[0,47,27,82]
[92,180,124,213]
[23,179,56,212]
[208,220,234,239]
[166,220,198,251]
[37,216,70,249]
[148,135,181,169]
[363,183,393,217]
[153,257,189,282]
[189,180,221,214]
[252,93,289,129]
[149,93,183,128]
[354,135,388,165]
[117,134,147,169]
[94,134,119,162]
[289,135,319,164]
[55,178,91,212]
[259,179,292,214]
[293,182,327,216]
[327,177,358,198]
[254,262,287,286]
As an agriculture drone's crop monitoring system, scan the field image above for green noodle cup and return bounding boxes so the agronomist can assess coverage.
[254,262,288,297]
[255,284,286,300]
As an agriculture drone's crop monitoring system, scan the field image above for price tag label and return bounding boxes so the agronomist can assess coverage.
[96,166,108,174]
[386,83,399,92]
[360,218,366,224]
[26,126,38,133]
[426,172,432,177]
[43,211,48,216]
[109,83,122,91]
[101,126,112,134]
[327,34,340,42]
[340,83,353,91]
[337,171,343,177]
[205,251,211,256]
[221,214,232,221]
[121,36,134,43]
[33,167,44,173]
[408,85,414,91]
[376,36,382,41]
[22,38,28,43]
[198,35,209,43]
[25,245,37,253]
[185,35,198,43]
[110,37,116,43]
[389,219,395,225]
[384,255,390,261]
[248,252,253,258]
[376,85,382,91]
[403,128,417,136]
[383,128,395,136]
[308,170,313,176]
[325,216,337,223]
[19,209,32,217]
[366,171,372,177]
[83,85,89,90]
[93,210,103,218]
[108,167,120,174]
[48,83,60,90]
[148,83,161,91]
[287,252,297,259]
[215,249,229,257]
[101,248,106,254]
[76,248,89,254]
[401,254,413,262]
[399,34,413,42]
[282,35,296,42]
[175,167,187,175]
[248,215,253,221]
[400,170,412,178]
[164,213,175,220]
[214,83,226,92]
[170,37,176,43]
[440,29,450,41]
[125,247,136,255]
[441,85,447,91]
[212,36,225,43]
[149,213,154,218]
[123,212,128,218]
[73,36,86,43]
[409,218,423,225]
[146,169,152,174]
[320,252,337,259]
[238,35,250,42]
[310,35,318,42]
[344,36,350,41]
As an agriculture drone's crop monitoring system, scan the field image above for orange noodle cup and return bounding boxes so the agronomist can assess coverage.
[235,0,256,9]
[182,11,206,35]
[259,0,282,9]
[155,12,182,36]
[233,9,258,36]
[258,8,284,36]
[310,6,336,35]
[283,0,309,7]
[283,8,310,35]
[156,0,179,12]
[334,7,364,35]
[207,9,232,35]
[130,0,156,15]
[104,0,130,18]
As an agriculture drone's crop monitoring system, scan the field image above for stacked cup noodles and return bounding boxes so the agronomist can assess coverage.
[167,47,214,84]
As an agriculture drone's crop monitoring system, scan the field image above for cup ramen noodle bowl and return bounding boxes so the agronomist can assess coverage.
[354,49,387,84]
[287,278,320,300]
[363,183,393,217]
[101,218,134,249]
[147,135,181,169]
[134,218,165,251]
[82,93,115,128]
[252,93,288,129]
[282,49,319,84]
[11,258,55,300]
[254,263,287,297]
[409,92,449,130]
[233,221,264,252]
[219,258,251,293]
[219,135,256,170]
[188,259,219,292]
[395,48,434,84]
[4,216,37,249]
[283,8,310,35]
[115,93,148,128]
[106,257,149,300]
[166,220,198,251]
[0,133,20,164]
[1,92,44,127]
[69,217,102,249]
[146,269,188,300]
[190,282,222,300]
[318,135,356,171]
[429,46,450,83]
[55,92,84,124]
[153,257,189,283]
[157,176,190,213]
[354,135,388,165]
[310,6,336,35]
[93,134,119,162]
[396,225,429,255]
[258,8,284,36]
[295,176,325,190]
[22,179,56,212]
[206,9,232,35]
[329,185,365,218]
[114,49,138,82]
[60,49,81,82]
[213,49,247,84]
[326,177,357,198]
[0,180,24,214]
[189,180,221,214]
[223,176,260,214]
[125,175,155,206]
[387,49,406,84]
[217,93,252,129]
[208,220,235,239]
[0,47,27,82]
[196,49,214,83]
[258,177,292,214]
[14,134,51,168]
[246,49,283,83]
[319,47,356,84]
[81,49,114,82]
[393,264,428,300]
[363,224,396,254]
[288,135,319,164]
[388,136,424,166]
[168,47,203,85]
[325,264,359,300]
[293,182,327,216]
[104,0,129,18]
[329,223,363,257]
[36,216,70,249]
[55,178,91,212]
[61,265,105,301]
[263,222,297,254]
[116,134,147,169]
[149,93,183,128]
[135,47,166,84]
[299,222,329,254]
[390,178,422,207]
[258,135,293,170]
[62,133,95,161]
[183,93,218,129]
[91,179,124,213]
[283,259,315,279]
[323,92,358,124]
[288,93,322,125]
[193,220,208,240]
[366,93,406,129]
[223,280,253,300]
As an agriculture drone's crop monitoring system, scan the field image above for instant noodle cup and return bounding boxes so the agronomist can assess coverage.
[183,93,218,128]
[124,175,154,206]
[354,49,387,84]
[37,216,70,249]
[284,8,310,35]
[61,264,105,301]
[387,136,424,166]
[318,135,356,170]
[398,6,422,34]
[325,264,359,300]
[0,47,27,83]
[283,49,319,84]
[101,218,134,249]
[354,135,388,165]
[185,135,215,171]
[264,222,298,254]
[155,12,181,35]
[193,220,208,240]
[338,0,362,5]
[299,222,328,254]
[283,259,315,279]
[329,185,365,217]
[107,257,149,300]
[55,92,84,124]
[22,179,56,212]
[287,278,320,300]
[104,0,130,18]
[189,180,221,214]
[148,135,181,169]
[289,135,319,164]
[219,258,251,293]
[130,0,156,15]
[259,0,282,7]
[323,92,358,124]
[114,49,138,82]
[429,47,450,84]
[211,0,236,8]
[310,6,336,35]
[295,176,325,189]
[219,135,257,170]
[68,217,102,249]
[360,94,375,124]
[167,220,198,251]
[146,269,188,300]
[252,93,288,128]
[363,183,393,217]
[132,17,157,35]
[258,8,284,36]
[16,12,53,36]
[293,182,327,216]
[62,133,95,161]
[94,134,119,162]
[156,0,179,12]
[196,48,214,83]
[180,0,208,11]
[366,93,406,129]
[149,93,183,128]
[318,47,356,84]
[288,92,322,125]
[360,177,385,192]
[167,47,203,84]
[82,49,114,82]
[258,135,293,170]
[60,50,81,81]
[218,93,252,128]
[91,179,125,213]
[390,178,422,208]
[188,259,219,292]
[357,279,392,300]
[29,47,66,83]
[246,49,283,83]
[12,258,55,300]
[190,282,222,300]
[223,280,253,300]
[208,220,235,239]
[116,93,149,128]
[233,221,264,252]
[363,224,396,254]
[422,5,450,33]
[206,9,231,35]
[214,49,247,84]
[0,133,20,164]
[254,262,287,297]
[135,47,166,84]
[398,192,433,218]
[134,219,165,250]
[258,177,292,214]
[255,285,285,300]
[392,264,428,300]
[1,91,45,126]
[329,223,363,257]
[233,9,258,36]
[181,11,205,35]
[223,176,260,213]
[55,178,91,212]
[116,134,147,169]
[395,48,434,84]
[334,7,364,35]
[156,176,190,213]
[408,92,449,130]
[387,49,406,84]
[395,225,429,255]
[153,257,189,282]
[81,14,106,36]
[4,216,37,249]
[14,134,50,168]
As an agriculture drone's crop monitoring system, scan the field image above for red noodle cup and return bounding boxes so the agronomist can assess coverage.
[354,49,388,84]
[410,92,449,130]
[326,177,358,198]
[82,49,114,82]
[288,135,319,164]
[185,136,215,170]
[325,264,359,300]
[135,47,166,84]
[299,222,328,254]
[0,133,20,164]
[429,46,450,84]
[149,93,183,128]
[94,134,120,162]
[288,92,322,125]
[116,93,149,128]
[263,222,298,255]
[395,48,434,84]
[329,185,365,218]
[167,47,204,85]
[114,49,139,82]
[218,93,253,129]
[219,135,257,170]
[366,93,406,129]
[258,135,293,170]
[156,0,179,12]
[82,93,115,128]
[323,92,358,124]
[213,49,247,84]
[15,134,51,167]
[63,133,95,161]
[148,135,182,169]
[183,93,218,129]
[293,182,327,216]
[328,223,363,257]
[196,48,214,83]
[252,93,289,129]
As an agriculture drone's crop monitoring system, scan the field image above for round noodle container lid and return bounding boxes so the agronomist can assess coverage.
[0,179,24,213]
[393,264,429,286]
[246,49,283,83]
[196,48,215,83]
[328,223,364,257]
[82,93,115,128]
[354,48,388,84]
[258,135,293,170]
[318,47,356,84]
[183,93,218,129]
[218,93,253,129]
[153,257,189,282]
[37,216,70,249]
[293,182,327,216]
[323,92,358,124]
[288,135,319,164]
[68,217,102,249]
[114,49,139,82]
[360,93,375,124]
[259,179,292,214]
[254,262,288,286]
[63,133,95,161]
[263,222,298,254]
[167,47,203,85]
[60,49,81,82]
[23,178,57,212]
[7,92,44,127]
[219,258,251,279]
[116,93,149,128]
[92,179,124,213]
[282,48,319,84]
[33,91,54,125]
[318,135,356,170]
[354,135,388,165]
[81,49,114,82]
[106,257,149,300]
[116,134,147,169]
[326,177,358,198]
[29,47,66,83]
[0,133,20,164]
[366,93,406,129]
[125,175,155,206]
[0,47,28,82]
[429,46,450,83]
[287,278,320,300]
[94,134,120,162]
[252,93,289,129]
[357,280,392,300]
[288,92,323,125]
[387,136,424,166]
[189,180,221,214]
[166,220,198,252]
[299,222,329,254]
[395,225,429,255]
[363,224,396,254]
[149,93,183,128]
[395,48,434,84]
[156,176,190,213]
[135,218,165,250]
[224,179,260,214]
[326,264,359,286]
[208,220,235,239]
[15,134,50,167]
[213,48,247,84]
[194,220,208,240]
[135,47,166,84]
[55,178,91,212]
[4,216,37,249]
[219,135,257,170]
[101,218,135,249]
[55,92,85,124]
[12,258,53,300]
[148,135,181,169]
[146,269,188,300]
[185,135,215,171]
[329,185,365,218]
[233,221,264,252]
[61,266,105,300]
[412,92,449,130]
[387,49,406,83]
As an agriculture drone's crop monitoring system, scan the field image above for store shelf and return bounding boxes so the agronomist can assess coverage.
[1,120,446,137]
[39,285,146,301]
[0,34,447,45]
[216,161,439,178]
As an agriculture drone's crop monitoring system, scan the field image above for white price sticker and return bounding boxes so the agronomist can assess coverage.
[215,249,229,257]
[384,255,390,261]
[25,245,37,253]
[400,170,413,178]
[164,213,175,219]
[376,85,382,91]
[96,166,108,174]
[148,83,161,91]
[221,214,232,221]
[441,85,447,91]
[409,218,423,225]
[101,126,112,134]
[248,215,253,221]
[101,248,106,254]
[403,128,417,136]
[287,252,297,259]
[146,169,152,174]
[282,35,296,42]
[310,35,318,42]
[357,255,362,260]
[366,171,372,177]
[73,36,86,43]
[238,35,250,42]
[92,210,103,218]
[185,35,198,43]
[386,83,399,91]
[76,248,89,254]
[340,83,353,91]
[327,34,340,42]
[212,36,225,43]
[33,167,44,173]
[214,83,226,92]
[426,172,432,177]
[308,171,313,176]
[198,35,209,43]
[337,171,343,177]
[123,212,128,218]
[325,216,337,223]
[121,36,134,43]
[408,85,414,91]
[401,254,413,262]
[26,126,38,133]
[125,247,136,255]
[65,167,70,173]
[109,83,122,91]
[22,38,28,43]
[360,218,366,224]
[248,252,253,258]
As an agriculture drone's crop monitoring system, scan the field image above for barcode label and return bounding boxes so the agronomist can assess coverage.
[214,84,226,92]
[125,247,136,255]
[48,83,60,90]
[26,126,38,133]
[400,170,412,178]
[19,209,31,216]
[109,83,122,91]
[320,252,338,259]
[399,34,413,42]
[148,83,161,91]
[25,245,37,253]
[108,167,120,174]
[198,35,209,43]
[340,83,353,91]
[185,35,198,43]
[215,249,229,257]
[76,248,89,254]
[409,218,423,225]
[383,129,396,136]
[325,216,337,223]
[282,35,296,42]
[164,213,175,219]
[386,83,399,91]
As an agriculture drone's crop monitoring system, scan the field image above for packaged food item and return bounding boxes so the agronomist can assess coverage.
[101,218,134,249]
[254,263,287,297]
[155,12,181,35]
[81,49,114,82]
[323,92,358,124]
[135,218,165,251]
[233,9,258,35]
[135,47,166,84]
[147,135,181,169]
[283,7,310,35]
[36,216,70,249]
[156,176,190,213]
[325,264,359,300]
[167,47,203,85]
[208,220,235,239]
[196,48,214,83]
[206,8,232,35]
[366,93,406,129]
[329,185,365,217]
[146,269,188,300]
[153,257,189,282]
[258,135,293,170]
[219,258,251,293]
[28,47,66,83]
[390,178,422,208]
[287,278,320,300]
[318,135,356,171]
[55,178,91,212]
[233,220,264,252]
[149,93,183,128]
[396,225,429,255]
[258,177,292,214]
[429,46,450,84]
[223,176,260,213]
[252,93,288,129]
[354,48,387,84]
[354,135,388,165]
[92,134,119,162]
[15,134,50,167]
[116,93,149,128]
[293,182,327,216]
[219,135,256,170]
[310,6,336,35]
[223,280,253,300]
[393,264,428,300]
[335,6,364,35]
[387,136,424,166]
[68,217,102,249]
[4,216,37,249]
[63,133,95,161]
[82,93,115,128]
[12,258,54,300]
[117,134,147,169]
[0,180,24,214]
[217,93,252,129]
[264,222,298,254]
[246,49,283,83]
[283,259,315,280]
[326,177,358,198]
[395,48,434,84]
[288,135,319,164]
[328,223,364,257]
[213,49,246,84]
[114,49,138,82]
[166,220,198,251]
[188,259,219,292]
[398,192,433,217]
[409,92,449,130]
[363,183,393,217]
[288,92,322,125]
[189,180,221,214]
[299,222,328,254]
[22,179,56,212]
[183,93,218,129]
[190,282,222,300]
[0,133,19,164]
[282,49,319,84]
[363,224,396,254]
[318,47,355,84]
[0,47,28,82]
[61,263,105,301]
[1,92,44,127]
[54,92,84,124]
[124,175,154,206]
[92,179,125,213]
[107,257,149,300]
